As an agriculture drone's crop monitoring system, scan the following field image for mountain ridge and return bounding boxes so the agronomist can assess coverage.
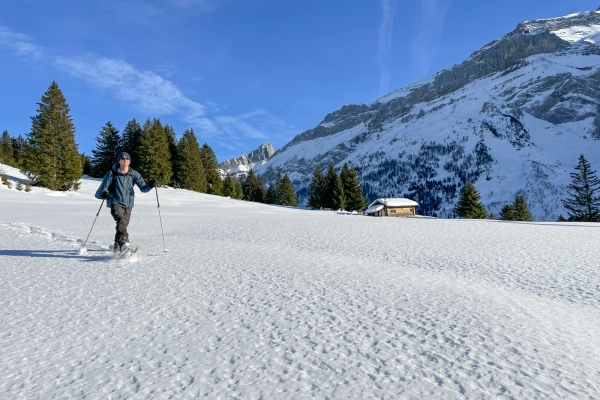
[255,8,600,220]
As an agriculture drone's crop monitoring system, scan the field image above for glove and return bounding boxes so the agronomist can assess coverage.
[101,191,110,199]
[153,179,159,188]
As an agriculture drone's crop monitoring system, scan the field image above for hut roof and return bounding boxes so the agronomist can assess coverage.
[368,198,419,208]
[365,204,385,214]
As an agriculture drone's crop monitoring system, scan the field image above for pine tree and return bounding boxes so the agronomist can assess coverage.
[1,130,15,166]
[323,163,345,210]
[562,154,600,221]
[265,181,277,204]
[333,175,346,211]
[174,128,206,192]
[22,81,82,191]
[138,118,172,186]
[454,181,487,219]
[222,173,237,197]
[512,194,534,221]
[234,179,244,199]
[200,143,222,195]
[242,169,265,202]
[12,135,28,169]
[80,153,92,176]
[278,174,298,207]
[119,119,142,169]
[274,172,283,204]
[91,121,121,177]
[499,204,515,221]
[340,162,366,212]
[16,181,23,191]
[307,165,324,209]
[164,124,178,184]
[24,180,32,192]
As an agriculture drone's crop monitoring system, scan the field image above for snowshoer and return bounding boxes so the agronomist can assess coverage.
[94,152,154,254]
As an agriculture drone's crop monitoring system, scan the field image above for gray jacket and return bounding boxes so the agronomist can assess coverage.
[95,163,151,208]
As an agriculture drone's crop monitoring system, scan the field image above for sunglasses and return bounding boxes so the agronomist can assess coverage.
[120,157,130,161]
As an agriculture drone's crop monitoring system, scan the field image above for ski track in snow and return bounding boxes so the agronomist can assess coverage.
[1,165,600,399]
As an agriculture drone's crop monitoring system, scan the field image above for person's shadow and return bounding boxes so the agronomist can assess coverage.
[0,249,113,262]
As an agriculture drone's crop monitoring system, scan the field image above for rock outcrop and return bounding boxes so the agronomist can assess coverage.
[219,142,275,177]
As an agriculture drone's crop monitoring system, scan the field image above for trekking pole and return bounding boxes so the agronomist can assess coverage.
[80,199,105,253]
[154,183,168,252]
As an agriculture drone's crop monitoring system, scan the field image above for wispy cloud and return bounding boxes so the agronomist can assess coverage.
[216,109,291,141]
[410,0,453,78]
[0,27,44,61]
[53,55,208,121]
[377,0,399,95]
[0,25,290,149]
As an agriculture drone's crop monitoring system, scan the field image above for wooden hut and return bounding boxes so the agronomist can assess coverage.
[365,198,418,217]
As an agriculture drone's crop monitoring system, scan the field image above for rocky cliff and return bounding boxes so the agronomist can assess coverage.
[257,9,600,220]
[219,142,275,177]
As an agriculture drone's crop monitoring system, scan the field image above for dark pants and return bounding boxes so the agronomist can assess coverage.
[110,205,132,245]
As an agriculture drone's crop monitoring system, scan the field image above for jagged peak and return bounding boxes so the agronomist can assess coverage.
[218,142,274,171]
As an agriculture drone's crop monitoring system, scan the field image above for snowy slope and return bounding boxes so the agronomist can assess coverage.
[257,9,600,220]
[1,164,600,398]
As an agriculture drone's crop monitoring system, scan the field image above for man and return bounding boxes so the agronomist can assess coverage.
[95,152,154,254]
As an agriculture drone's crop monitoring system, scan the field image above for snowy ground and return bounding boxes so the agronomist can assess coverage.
[1,163,599,399]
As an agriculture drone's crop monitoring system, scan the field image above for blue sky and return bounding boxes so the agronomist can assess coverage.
[0,0,597,161]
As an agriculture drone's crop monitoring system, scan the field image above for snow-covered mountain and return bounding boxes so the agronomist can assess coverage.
[257,8,600,220]
[219,142,274,178]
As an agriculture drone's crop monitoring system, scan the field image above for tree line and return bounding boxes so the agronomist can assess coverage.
[307,162,367,212]
[1,81,299,207]
[454,154,600,222]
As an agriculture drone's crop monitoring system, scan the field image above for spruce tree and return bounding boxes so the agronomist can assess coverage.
[22,81,82,191]
[222,173,237,197]
[233,178,244,199]
[91,121,121,177]
[278,174,298,207]
[200,143,222,195]
[164,124,178,183]
[24,180,32,192]
[265,181,277,204]
[454,181,487,219]
[499,204,515,221]
[242,169,265,202]
[138,118,172,186]
[274,172,284,204]
[1,130,14,166]
[562,154,600,221]
[340,162,366,212]
[12,135,28,169]
[174,128,206,192]
[323,163,345,210]
[333,175,346,211]
[119,119,142,169]
[80,153,92,176]
[512,194,534,221]
[307,165,324,209]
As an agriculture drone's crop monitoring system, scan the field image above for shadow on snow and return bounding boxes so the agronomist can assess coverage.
[0,249,114,262]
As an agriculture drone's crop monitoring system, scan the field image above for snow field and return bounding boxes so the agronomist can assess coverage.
[1,164,600,398]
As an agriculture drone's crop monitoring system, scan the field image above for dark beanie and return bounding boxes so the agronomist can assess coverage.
[118,152,131,160]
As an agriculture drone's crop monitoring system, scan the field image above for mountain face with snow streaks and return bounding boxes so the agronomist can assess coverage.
[257,8,600,220]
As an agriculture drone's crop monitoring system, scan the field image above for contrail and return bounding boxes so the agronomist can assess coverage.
[410,0,453,78]
[377,0,399,95]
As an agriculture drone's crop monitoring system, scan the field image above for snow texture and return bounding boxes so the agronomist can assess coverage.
[1,164,600,399]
